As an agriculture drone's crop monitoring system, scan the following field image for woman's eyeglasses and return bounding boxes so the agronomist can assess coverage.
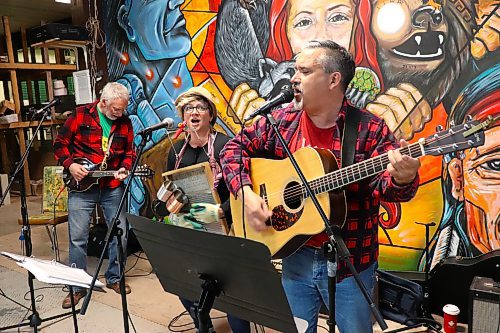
[184,105,209,114]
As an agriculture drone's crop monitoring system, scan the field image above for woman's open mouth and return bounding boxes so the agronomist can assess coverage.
[189,119,201,126]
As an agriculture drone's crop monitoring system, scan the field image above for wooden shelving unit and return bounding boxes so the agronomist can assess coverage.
[0,63,76,70]
[0,15,81,191]
[0,119,66,130]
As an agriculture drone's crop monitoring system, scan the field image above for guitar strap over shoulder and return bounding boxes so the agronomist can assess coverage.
[341,104,361,168]
[100,133,115,170]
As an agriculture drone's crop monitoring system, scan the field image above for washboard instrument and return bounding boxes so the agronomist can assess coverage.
[162,162,229,234]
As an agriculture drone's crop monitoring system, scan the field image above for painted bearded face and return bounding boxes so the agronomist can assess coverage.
[370,0,471,107]
[372,0,447,72]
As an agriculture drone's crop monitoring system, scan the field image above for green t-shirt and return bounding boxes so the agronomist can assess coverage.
[97,105,113,152]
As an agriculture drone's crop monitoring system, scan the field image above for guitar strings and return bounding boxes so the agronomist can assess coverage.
[273,140,462,204]
[262,143,423,205]
[261,133,472,204]
[264,140,467,204]
[262,144,421,202]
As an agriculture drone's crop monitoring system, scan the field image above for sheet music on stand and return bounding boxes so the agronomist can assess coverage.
[162,162,228,234]
[1,251,104,289]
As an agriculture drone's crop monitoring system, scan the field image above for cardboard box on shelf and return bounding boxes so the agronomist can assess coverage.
[0,114,18,124]
[0,174,10,205]
[0,100,15,115]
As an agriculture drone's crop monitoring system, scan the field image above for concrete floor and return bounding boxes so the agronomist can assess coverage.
[0,194,463,333]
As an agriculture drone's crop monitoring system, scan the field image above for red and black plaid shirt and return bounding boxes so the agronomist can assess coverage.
[220,101,419,279]
[54,101,135,189]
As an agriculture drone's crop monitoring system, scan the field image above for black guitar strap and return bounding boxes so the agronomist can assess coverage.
[341,104,361,168]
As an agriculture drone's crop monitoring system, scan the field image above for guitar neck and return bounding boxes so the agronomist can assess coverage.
[88,170,127,178]
[307,142,424,196]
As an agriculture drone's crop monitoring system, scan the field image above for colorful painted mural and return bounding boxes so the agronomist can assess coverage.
[103,0,499,272]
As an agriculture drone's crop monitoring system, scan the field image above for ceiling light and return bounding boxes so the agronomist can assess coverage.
[55,0,72,4]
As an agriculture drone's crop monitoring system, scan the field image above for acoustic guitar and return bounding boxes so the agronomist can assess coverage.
[230,119,492,259]
[63,157,154,193]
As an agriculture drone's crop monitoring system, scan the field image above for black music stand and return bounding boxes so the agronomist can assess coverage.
[127,214,304,333]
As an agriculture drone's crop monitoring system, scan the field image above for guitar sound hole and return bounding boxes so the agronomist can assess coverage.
[283,181,303,210]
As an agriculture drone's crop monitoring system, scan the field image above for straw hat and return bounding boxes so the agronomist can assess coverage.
[175,86,217,126]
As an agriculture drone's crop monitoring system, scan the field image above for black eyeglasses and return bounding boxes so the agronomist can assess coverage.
[184,105,209,114]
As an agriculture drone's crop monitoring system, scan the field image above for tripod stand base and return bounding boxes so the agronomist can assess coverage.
[0,309,80,332]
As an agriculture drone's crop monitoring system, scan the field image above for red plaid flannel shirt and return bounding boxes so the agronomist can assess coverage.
[220,101,419,279]
[54,101,135,189]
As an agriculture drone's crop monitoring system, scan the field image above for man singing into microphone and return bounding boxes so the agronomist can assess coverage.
[221,41,420,333]
[54,82,135,308]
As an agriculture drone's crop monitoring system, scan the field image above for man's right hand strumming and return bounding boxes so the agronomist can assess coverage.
[69,163,89,182]
[237,186,272,232]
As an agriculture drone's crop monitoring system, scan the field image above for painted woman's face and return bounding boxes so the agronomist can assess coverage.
[462,125,500,253]
[286,0,354,54]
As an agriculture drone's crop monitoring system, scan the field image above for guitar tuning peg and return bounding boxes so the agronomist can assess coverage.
[466,115,473,122]
[435,125,443,132]
[459,151,466,160]
[449,120,455,127]
[444,154,452,163]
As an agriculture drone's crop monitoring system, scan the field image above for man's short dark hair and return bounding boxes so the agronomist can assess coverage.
[304,40,356,92]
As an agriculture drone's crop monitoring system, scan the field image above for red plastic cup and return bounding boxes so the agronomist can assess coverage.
[443,304,460,333]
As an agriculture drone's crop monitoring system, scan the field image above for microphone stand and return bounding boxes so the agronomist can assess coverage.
[0,105,78,332]
[79,129,150,333]
[264,112,388,332]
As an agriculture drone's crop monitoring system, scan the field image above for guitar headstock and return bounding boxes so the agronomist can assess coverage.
[134,165,155,179]
[423,119,486,156]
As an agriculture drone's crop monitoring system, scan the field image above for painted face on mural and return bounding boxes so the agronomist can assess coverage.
[121,0,191,60]
[286,0,354,53]
[370,0,473,108]
[371,0,447,72]
[448,124,500,253]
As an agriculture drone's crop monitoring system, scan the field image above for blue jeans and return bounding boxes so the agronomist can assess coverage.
[68,186,128,291]
[179,297,251,333]
[282,246,376,333]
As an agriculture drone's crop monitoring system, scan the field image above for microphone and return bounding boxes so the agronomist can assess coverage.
[136,117,175,135]
[34,98,61,115]
[243,89,294,122]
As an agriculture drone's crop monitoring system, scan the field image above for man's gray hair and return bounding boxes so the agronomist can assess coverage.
[303,40,355,92]
[100,82,130,102]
